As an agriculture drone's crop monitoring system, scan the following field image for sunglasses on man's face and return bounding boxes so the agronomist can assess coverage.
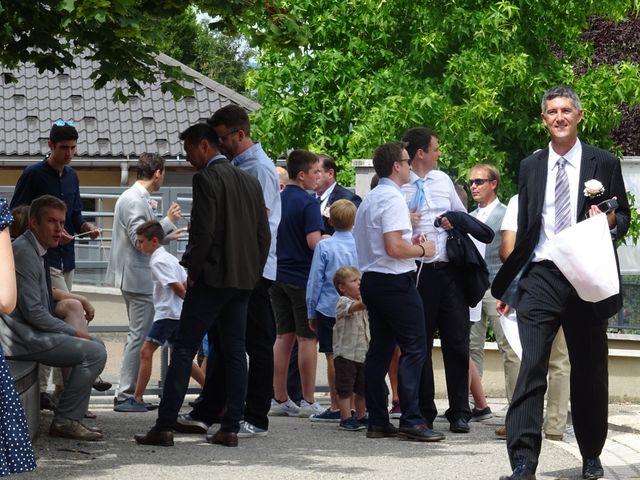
[469,178,490,186]
[53,120,75,127]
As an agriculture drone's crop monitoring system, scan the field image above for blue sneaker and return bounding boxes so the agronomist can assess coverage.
[356,413,369,428]
[113,397,147,412]
[309,408,341,423]
[339,418,366,431]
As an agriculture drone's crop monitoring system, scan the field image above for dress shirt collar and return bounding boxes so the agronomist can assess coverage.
[477,197,500,218]
[378,177,402,192]
[27,230,48,256]
[232,143,262,166]
[319,181,337,202]
[547,139,581,173]
[207,154,228,167]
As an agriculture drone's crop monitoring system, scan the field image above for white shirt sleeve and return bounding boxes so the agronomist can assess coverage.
[501,195,519,232]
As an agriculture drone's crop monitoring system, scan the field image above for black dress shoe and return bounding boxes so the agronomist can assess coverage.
[398,424,445,442]
[582,457,604,479]
[366,423,398,439]
[92,377,112,392]
[208,429,238,447]
[450,418,470,433]
[134,429,174,447]
[499,464,536,480]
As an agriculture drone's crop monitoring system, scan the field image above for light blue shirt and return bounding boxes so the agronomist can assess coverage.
[232,143,281,280]
[306,231,358,319]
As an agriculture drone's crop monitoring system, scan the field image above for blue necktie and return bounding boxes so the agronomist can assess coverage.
[555,157,571,233]
[409,179,425,211]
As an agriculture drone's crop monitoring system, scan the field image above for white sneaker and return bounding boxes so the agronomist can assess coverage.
[298,400,324,417]
[268,398,300,417]
[237,420,268,438]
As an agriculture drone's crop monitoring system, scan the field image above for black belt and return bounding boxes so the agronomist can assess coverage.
[421,261,449,270]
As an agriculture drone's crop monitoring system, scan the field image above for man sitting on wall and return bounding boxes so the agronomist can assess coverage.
[0,195,107,441]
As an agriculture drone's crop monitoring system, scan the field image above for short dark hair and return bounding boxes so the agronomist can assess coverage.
[286,149,318,179]
[49,123,79,143]
[318,153,338,175]
[372,142,405,178]
[137,153,165,180]
[401,127,437,162]
[135,220,165,242]
[179,123,220,148]
[207,105,251,137]
[541,85,582,112]
[29,195,67,222]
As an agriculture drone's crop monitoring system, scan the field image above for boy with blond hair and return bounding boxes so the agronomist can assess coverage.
[306,200,358,422]
[332,266,369,431]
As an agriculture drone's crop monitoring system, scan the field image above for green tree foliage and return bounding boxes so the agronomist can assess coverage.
[207,0,640,191]
[0,0,196,101]
[153,8,254,94]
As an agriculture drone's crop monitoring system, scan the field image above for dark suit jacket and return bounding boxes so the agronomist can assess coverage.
[492,142,630,318]
[322,183,362,235]
[181,158,271,290]
[440,211,494,307]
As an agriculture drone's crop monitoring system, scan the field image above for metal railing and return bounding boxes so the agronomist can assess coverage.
[2,185,639,332]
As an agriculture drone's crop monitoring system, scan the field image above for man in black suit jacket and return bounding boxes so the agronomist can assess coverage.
[315,154,362,235]
[492,86,630,480]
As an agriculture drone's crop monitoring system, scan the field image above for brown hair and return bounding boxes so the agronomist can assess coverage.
[333,265,361,292]
[135,220,165,242]
[9,205,29,238]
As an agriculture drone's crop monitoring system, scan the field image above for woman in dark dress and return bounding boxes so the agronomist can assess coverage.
[0,197,36,476]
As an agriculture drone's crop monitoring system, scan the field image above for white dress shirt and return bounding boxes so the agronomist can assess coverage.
[533,140,582,262]
[353,178,415,274]
[401,169,466,262]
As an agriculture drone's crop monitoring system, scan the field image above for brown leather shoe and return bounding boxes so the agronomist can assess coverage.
[208,429,238,447]
[50,417,103,441]
[81,422,103,434]
[134,429,174,447]
[495,425,507,440]
[544,433,563,441]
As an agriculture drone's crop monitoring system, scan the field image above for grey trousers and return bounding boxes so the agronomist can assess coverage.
[116,290,154,400]
[17,336,106,421]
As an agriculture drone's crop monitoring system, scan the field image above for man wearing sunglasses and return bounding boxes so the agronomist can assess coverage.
[467,165,518,414]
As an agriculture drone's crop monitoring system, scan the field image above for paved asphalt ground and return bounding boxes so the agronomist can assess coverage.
[20,396,640,480]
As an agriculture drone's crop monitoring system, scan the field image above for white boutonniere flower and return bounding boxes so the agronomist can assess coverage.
[583,179,605,199]
[322,205,331,218]
[149,199,158,210]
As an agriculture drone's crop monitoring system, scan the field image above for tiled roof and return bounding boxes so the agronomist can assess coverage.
[0,53,260,158]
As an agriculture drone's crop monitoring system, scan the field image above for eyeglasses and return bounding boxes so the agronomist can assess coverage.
[469,178,490,186]
[218,129,239,142]
[53,120,75,127]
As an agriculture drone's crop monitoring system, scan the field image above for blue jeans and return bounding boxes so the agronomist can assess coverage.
[154,281,251,433]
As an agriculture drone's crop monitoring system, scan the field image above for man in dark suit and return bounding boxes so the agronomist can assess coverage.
[315,154,361,235]
[134,123,270,448]
[493,86,630,480]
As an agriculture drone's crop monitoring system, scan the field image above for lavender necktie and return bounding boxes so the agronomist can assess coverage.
[555,157,571,233]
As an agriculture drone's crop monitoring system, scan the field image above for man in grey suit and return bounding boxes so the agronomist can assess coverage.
[0,195,107,440]
[467,164,519,410]
[108,153,182,411]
